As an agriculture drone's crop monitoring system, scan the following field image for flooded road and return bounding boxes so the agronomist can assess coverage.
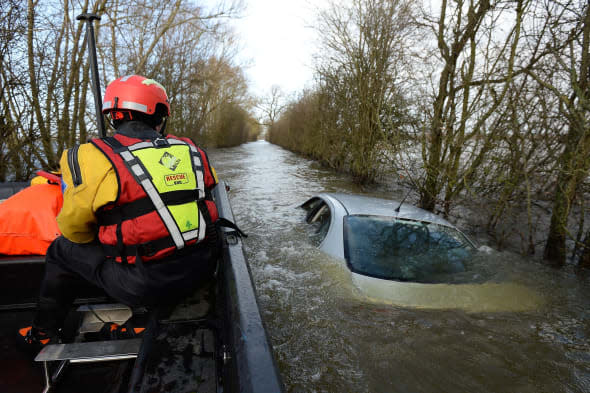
[209,141,590,393]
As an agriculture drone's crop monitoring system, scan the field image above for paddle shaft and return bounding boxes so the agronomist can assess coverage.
[76,13,106,138]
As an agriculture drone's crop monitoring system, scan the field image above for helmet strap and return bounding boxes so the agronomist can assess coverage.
[158,118,168,136]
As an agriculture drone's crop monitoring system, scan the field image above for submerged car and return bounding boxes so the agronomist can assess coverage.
[301,193,542,312]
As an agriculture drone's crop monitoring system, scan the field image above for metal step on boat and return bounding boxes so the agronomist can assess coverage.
[0,180,284,393]
[34,302,142,393]
[35,286,214,393]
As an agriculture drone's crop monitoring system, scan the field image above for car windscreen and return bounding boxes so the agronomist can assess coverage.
[343,215,475,283]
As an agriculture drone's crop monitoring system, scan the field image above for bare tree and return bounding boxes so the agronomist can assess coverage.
[529,0,590,266]
[99,0,249,146]
[0,0,28,181]
[313,0,416,183]
[259,85,287,127]
[415,0,532,215]
[1,0,251,181]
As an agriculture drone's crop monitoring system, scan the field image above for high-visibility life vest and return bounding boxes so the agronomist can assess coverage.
[0,183,62,255]
[91,133,219,263]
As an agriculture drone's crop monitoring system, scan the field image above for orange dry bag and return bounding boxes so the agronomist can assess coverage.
[0,183,62,255]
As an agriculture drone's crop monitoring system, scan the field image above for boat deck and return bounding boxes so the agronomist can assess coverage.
[0,262,220,393]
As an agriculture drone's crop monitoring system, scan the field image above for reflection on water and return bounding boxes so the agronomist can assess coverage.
[209,141,590,393]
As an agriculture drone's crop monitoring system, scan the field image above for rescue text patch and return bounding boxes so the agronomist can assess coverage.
[164,173,189,186]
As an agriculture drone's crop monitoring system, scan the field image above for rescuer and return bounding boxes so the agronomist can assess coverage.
[18,75,221,351]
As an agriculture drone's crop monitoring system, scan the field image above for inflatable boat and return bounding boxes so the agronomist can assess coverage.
[0,180,283,393]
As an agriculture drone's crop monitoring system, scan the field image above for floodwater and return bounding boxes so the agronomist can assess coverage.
[209,141,590,393]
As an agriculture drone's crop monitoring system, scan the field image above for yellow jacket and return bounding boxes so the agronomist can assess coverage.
[57,143,118,243]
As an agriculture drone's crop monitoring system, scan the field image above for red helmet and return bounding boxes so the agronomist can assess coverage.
[102,75,170,116]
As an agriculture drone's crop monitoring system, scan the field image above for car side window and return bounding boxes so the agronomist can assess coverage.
[303,199,331,246]
[303,198,323,222]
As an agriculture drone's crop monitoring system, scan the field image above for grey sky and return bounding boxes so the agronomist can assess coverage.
[230,0,326,96]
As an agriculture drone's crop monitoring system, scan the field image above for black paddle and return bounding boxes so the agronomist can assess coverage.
[76,13,106,138]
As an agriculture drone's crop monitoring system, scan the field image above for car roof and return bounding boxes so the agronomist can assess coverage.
[320,193,455,228]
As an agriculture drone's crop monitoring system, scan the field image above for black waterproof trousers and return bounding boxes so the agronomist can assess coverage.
[34,236,218,332]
